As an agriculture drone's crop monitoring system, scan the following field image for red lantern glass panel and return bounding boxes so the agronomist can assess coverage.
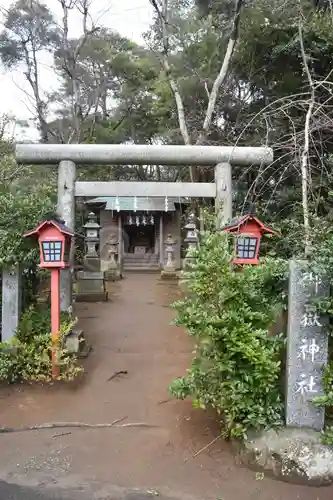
[236,235,258,260]
[42,240,63,263]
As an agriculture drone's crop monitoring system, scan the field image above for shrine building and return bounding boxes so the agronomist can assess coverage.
[85,196,187,273]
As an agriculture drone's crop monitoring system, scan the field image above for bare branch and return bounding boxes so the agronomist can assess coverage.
[298,17,313,255]
[150,0,243,183]
[57,0,100,143]
[197,0,244,145]
[149,0,191,148]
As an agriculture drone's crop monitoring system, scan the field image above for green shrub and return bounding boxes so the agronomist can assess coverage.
[170,229,288,439]
[0,306,83,383]
[16,305,72,343]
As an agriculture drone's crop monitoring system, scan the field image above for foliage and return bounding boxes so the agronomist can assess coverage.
[169,227,288,438]
[0,0,332,215]
[0,306,83,383]
[0,142,56,268]
[0,189,55,267]
[0,0,59,70]
[16,305,73,343]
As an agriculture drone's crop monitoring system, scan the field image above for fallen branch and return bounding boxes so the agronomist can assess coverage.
[0,417,157,434]
[106,370,128,382]
[52,431,72,438]
[192,434,222,458]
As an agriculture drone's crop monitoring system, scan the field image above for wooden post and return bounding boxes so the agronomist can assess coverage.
[50,268,60,378]
[159,214,164,268]
[215,162,232,228]
[57,160,76,311]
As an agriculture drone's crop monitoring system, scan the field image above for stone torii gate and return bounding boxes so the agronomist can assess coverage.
[5,144,272,326]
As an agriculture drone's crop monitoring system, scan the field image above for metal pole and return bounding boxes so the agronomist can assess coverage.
[57,160,76,311]
[51,269,60,378]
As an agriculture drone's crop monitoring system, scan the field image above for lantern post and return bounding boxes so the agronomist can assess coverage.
[24,218,74,378]
[50,267,60,375]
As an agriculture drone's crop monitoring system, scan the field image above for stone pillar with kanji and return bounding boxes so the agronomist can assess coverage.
[286,260,329,431]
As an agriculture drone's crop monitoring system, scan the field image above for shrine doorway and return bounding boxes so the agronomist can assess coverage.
[124,222,156,254]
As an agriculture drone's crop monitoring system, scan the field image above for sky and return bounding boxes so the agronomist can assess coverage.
[0,0,154,140]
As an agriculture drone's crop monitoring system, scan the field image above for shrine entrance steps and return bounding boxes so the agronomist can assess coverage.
[123,252,160,272]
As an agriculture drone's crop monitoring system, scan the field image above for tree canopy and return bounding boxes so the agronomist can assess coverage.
[0,0,332,252]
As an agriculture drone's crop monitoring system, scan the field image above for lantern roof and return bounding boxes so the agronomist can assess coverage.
[165,233,176,244]
[184,213,197,230]
[222,214,277,235]
[83,212,100,229]
[24,218,74,239]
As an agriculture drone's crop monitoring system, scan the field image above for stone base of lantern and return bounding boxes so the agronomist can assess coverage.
[104,267,122,281]
[64,328,91,357]
[75,291,108,302]
[83,256,100,272]
[161,268,178,280]
[75,271,108,302]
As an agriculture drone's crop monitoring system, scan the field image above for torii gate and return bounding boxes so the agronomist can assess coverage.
[11,143,272,317]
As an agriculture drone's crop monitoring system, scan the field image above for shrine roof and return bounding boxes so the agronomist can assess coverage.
[86,196,188,212]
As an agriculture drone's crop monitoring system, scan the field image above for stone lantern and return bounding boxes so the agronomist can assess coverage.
[184,213,199,269]
[76,212,107,302]
[161,233,177,279]
[83,212,101,271]
[104,233,121,281]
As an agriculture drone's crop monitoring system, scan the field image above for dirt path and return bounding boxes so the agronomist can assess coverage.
[0,273,332,500]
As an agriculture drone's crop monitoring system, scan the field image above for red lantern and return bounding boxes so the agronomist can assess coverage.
[223,214,277,265]
[24,219,74,378]
[24,219,73,269]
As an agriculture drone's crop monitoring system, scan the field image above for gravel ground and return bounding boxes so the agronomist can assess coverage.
[1,275,333,500]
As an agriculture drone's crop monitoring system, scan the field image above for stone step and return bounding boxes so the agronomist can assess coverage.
[123,259,160,265]
[123,261,160,265]
[123,262,160,268]
[123,268,160,274]
[123,264,160,270]
[124,255,159,261]
[123,260,159,265]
